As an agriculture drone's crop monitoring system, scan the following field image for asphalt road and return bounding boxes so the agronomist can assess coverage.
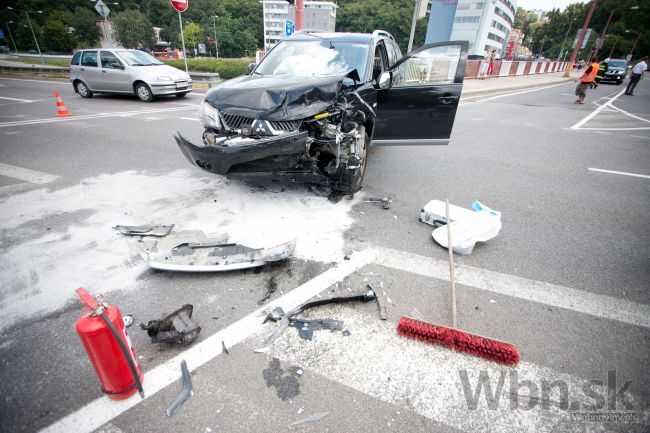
[0,75,648,433]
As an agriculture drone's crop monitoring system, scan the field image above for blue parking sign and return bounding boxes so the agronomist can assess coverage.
[0,29,4,39]
[285,20,294,37]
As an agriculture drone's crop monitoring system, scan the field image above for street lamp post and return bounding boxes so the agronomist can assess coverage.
[594,5,638,58]
[7,7,44,64]
[557,18,575,62]
[625,29,642,59]
[212,15,219,58]
[5,21,18,53]
[564,0,597,77]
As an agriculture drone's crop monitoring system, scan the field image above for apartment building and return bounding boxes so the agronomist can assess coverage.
[262,0,338,51]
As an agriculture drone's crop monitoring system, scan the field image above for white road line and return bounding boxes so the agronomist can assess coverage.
[371,246,650,329]
[0,96,34,103]
[473,81,571,103]
[0,162,59,184]
[0,77,69,85]
[608,103,650,123]
[38,250,375,433]
[180,117,199,121]
[570,88,626,129]
[588,167,650,179]
[578,127,650,131]
[0,106,196,128]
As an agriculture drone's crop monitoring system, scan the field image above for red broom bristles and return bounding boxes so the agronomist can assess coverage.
[397,316,520,366]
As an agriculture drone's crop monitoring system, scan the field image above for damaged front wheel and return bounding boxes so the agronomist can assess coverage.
[333,125,369,195]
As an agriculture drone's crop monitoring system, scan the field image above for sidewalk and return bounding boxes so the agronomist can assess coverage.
[461,71,577,98]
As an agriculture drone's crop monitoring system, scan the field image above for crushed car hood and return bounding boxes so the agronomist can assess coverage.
[204,74,345,121]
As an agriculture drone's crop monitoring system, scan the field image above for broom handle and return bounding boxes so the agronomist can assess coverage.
[446,199,457,328]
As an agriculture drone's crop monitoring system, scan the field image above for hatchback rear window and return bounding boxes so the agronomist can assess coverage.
[71,51,81,66]
[81,51,98,67]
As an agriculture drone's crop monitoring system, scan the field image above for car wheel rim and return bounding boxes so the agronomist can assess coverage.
[78,83,88,96]
[137,86,150,100]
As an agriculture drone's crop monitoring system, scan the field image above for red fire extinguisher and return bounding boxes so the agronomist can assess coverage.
[75,288,144,400]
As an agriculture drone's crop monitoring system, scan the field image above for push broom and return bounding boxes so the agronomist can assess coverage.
[397,200,520,366]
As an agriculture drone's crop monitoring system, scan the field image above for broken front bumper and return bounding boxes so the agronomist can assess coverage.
[174,130,310,176]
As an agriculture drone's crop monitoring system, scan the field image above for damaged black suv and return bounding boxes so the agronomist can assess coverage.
[174,30,467,195]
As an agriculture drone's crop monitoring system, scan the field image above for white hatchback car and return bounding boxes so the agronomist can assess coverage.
[70,49,192,102]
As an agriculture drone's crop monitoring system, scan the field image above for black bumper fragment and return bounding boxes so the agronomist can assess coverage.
[174,130,309,175]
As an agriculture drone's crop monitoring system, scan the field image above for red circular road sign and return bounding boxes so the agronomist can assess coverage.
[171,0,188,12]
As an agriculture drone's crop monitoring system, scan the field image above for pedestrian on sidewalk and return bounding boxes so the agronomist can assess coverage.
[625,56,648,96]
[574,56,599,104]
[478,49,490,79]
[486,49,497,78]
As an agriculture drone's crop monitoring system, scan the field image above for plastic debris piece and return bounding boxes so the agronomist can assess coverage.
[421,199,502,255]
[265,290,377,342]
[258,276,279,305]
[221,340,229,355]
[165,360,193,417]
[289,412,329,427]
[254,347,271,353]
[114,224,174,237]
[140,304,201,346]
[364,196,392,209]
[342,329,351,336]
[289,318,344,340]
[147,230,295,272]
[489,299,496,304]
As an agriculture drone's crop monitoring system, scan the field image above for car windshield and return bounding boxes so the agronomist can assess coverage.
[608,60,627,68]
[255,40,369,77]
[116,50,162,66]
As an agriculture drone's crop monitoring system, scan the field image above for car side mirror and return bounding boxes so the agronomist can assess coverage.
[112,62,124,70]
[378,71,391,89]
[248,63,257,74]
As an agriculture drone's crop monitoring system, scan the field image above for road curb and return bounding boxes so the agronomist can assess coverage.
[461,77,574,98]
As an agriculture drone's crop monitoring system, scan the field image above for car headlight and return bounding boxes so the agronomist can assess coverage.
[199,101,221,129]
[154,76,173,82]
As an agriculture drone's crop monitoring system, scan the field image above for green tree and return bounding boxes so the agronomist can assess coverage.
[180,22,203,55]
[337,0,415,52]
[71,7,100,47]
[42,18,75,53]
[113,9,156,49]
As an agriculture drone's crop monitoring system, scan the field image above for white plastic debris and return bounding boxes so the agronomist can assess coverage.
[421,200,501,255]
[253,347,271,353]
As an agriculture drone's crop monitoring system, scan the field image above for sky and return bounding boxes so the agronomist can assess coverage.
[516,0,588,11]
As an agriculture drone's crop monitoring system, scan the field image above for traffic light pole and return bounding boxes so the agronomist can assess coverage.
[564,0,597,77]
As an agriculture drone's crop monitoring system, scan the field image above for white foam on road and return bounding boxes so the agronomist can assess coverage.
[0,170,358,330]
[259,307,649,433]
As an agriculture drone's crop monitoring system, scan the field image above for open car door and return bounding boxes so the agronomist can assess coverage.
[372,41,468,145]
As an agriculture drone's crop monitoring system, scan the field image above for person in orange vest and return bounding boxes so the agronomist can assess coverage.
[574,56,599,104]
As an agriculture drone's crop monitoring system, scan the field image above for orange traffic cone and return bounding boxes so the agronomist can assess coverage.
[54,92,71,117]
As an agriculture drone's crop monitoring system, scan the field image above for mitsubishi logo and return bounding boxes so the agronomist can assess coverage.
[251,120,272,136]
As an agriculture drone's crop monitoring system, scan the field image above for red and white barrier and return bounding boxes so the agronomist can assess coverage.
[465,60,570,79]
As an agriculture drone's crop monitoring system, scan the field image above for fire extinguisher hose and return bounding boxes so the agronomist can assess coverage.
[98,311,145,399]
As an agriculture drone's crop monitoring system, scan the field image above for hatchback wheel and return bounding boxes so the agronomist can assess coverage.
[135,83,153,102]
[75,81,93,98]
